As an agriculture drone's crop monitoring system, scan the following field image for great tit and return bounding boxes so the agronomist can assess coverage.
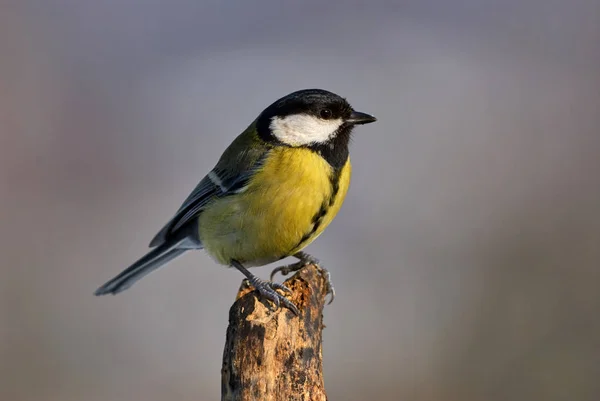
[95,89,376,314]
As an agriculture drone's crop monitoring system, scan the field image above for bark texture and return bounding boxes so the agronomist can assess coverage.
[221,264,328,401]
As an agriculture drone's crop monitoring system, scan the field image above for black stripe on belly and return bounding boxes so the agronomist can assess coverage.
[290,164,345,252]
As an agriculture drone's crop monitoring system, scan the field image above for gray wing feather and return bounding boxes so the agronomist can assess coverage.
[148,152,266,247]
[172,175,220,225]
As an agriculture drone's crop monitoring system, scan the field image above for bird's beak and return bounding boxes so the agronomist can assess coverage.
[347,111,377,125]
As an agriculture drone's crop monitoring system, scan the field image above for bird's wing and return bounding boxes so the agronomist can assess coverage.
[149,134,269,247]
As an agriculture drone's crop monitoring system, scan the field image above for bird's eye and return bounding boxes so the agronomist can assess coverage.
[320,109,333,119]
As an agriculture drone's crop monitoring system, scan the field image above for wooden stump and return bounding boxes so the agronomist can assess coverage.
[221,264,328,401]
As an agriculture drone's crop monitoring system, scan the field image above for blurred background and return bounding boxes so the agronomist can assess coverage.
[1,1,599,400]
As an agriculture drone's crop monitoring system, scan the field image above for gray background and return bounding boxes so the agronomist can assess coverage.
[1,1,599,400]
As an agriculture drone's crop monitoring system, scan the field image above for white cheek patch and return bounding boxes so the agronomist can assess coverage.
[269,114,344,146]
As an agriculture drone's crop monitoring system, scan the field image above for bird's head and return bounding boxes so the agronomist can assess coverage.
[256,89,376,150]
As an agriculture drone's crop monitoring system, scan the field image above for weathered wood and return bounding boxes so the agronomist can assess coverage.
[221,264,328,401]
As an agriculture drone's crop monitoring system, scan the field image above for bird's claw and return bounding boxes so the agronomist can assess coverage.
[248,277,299,315]
[321,268,336,305]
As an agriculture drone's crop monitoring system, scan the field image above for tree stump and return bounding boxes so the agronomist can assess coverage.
[221,264,328,401]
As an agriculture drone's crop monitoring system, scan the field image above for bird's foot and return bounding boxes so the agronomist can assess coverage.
[232,260,299,315]
[270,252,335,304]
[244,277,299,315]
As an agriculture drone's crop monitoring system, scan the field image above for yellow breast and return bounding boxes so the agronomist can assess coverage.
[198,147,351,266]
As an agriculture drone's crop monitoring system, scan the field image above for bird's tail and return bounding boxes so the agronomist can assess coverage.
[94,240,188,296]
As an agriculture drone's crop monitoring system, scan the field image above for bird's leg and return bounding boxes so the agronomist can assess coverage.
[231,260,299,315]
[270,251,335,304]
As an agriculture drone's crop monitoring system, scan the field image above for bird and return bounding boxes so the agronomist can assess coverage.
[94,88,376,314]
